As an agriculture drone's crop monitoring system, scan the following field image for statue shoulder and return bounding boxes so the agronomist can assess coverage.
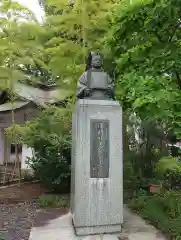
[79,71,88,85]
[107,74,114,84]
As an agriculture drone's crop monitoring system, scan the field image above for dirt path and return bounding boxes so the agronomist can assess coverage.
[0,183,48,204]
[0,183,49,240]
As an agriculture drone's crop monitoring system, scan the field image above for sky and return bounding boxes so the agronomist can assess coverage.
[16,0,45,22]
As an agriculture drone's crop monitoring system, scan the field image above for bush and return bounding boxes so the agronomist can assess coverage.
[123,155,143,200]
[25,106,71,193]
[37,194,69,208]
[155,156,181,189]
[130,190,181,238]
[123,149,163,200]
[155,156,181,174]
[21,169,35,182]
[28,148,70,193]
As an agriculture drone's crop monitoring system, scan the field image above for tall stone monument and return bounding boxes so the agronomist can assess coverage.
[71,52,123,236]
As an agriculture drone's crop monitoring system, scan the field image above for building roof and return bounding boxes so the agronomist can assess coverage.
[0,82,72,112]
[0,101,30,112]
[14,82,70,105]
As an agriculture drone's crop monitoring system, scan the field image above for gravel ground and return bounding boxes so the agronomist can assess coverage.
[0,183,48,240]
[0,200,37,240]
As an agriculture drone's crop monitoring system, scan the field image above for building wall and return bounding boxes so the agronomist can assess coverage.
[0,103,40,166]
[0,103,39,128]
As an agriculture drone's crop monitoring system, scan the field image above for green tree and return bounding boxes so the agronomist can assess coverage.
[25,106,71,192]
[39,0,119,93]
[0,0,44,91]
[0,0,47,183]
[105,0,181,138]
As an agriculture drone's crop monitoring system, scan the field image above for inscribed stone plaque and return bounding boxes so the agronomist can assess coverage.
[90,119,109,178]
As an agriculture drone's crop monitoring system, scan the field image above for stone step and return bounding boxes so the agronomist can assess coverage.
[127,232,166,240]
[83,235,118,240]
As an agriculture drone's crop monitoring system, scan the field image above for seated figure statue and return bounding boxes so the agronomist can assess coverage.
[76,52,115,100]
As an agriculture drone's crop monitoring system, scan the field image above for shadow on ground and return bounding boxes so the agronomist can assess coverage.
[34,208,70,227]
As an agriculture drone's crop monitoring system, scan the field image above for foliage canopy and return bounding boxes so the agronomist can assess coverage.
[40,0,119,91]
[105,0,181,137]
[0,0,43,91]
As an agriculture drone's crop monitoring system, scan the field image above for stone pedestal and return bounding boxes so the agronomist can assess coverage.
[71,99,123,236]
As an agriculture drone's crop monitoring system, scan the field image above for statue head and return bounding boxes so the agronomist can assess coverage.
[91,54,102,69]
[85,51,103,71]
[77,51,115,100]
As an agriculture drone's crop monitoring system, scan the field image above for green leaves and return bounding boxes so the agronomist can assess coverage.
[41,0,119,89]
[0,0,120,93]
[0,1,45,90]
[105,0,181,138]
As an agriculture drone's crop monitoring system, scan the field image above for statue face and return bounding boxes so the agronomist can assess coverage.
[91,55,102,68]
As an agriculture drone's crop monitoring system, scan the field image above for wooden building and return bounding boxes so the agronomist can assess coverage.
[0,80,70,173]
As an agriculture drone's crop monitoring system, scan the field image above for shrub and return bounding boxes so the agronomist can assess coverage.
[21,169,35,182]
[155,156,181,174]
[37,194,69,208]
[27,148,71,193]
[129,189,148,209]
[130,190,181,238]
[123,149,163,200]
[25,106,71,193]
[123,155,143,200]
[155,156,181,189]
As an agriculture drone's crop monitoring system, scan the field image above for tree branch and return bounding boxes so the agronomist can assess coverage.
[169,21,181,42]
[175,70,181,89]
[154,31,164,42]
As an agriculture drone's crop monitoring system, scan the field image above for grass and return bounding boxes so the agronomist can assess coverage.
[37,194,69,208]
[129,190,181,239]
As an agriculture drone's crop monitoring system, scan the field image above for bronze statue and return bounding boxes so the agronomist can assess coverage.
[76,52,115,100]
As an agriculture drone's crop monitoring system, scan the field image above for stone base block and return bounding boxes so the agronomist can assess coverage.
[128,232,166,240]
[74,222,122,236]
[71,100,123,233]
[83,236,119,240]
